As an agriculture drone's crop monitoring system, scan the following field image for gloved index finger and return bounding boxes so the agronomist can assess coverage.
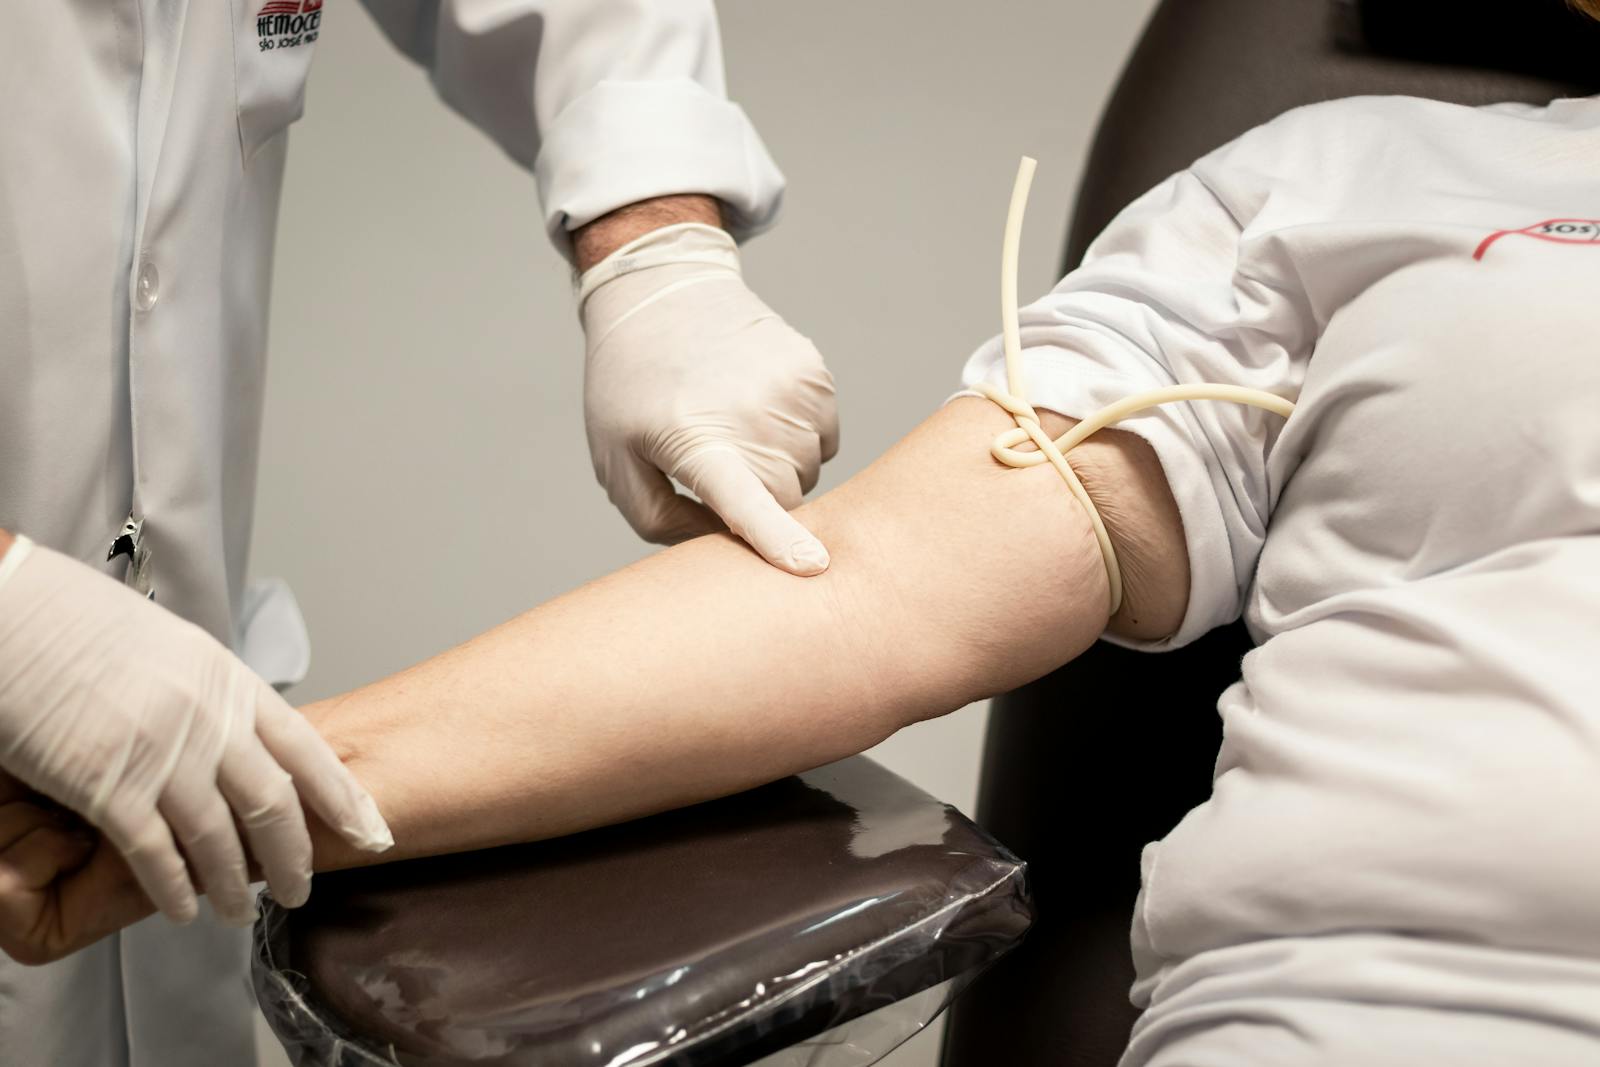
[252,681,394,856]
[684,449,831,577]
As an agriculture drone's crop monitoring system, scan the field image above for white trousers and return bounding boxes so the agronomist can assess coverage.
[1123,934,1600,1067]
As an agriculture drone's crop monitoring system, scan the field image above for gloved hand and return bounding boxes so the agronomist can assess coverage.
[579,223,840,575]
[0,536,393,927]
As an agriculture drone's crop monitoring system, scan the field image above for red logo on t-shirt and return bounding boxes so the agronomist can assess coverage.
[257,0,320,49]
[1475,219,1600,261]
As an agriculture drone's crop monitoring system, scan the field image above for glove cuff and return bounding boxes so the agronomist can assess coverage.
[0,535,34,595]
[576,222,741,312]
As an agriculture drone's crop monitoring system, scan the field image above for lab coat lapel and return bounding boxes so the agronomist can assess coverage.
[122,5,260,1065]
[126,0,250,645]
[131,0,191,243]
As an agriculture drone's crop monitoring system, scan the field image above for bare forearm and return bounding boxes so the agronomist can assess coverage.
[572,194,723,272]
[304,398,1187,871]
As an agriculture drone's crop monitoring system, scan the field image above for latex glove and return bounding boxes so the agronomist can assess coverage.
[0,536,393,927]
[579,223,840,575]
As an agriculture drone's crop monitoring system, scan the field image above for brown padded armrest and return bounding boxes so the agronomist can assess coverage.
[254,757,1031,1067]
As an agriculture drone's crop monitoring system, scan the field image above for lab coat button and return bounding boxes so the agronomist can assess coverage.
[135,261,161,312]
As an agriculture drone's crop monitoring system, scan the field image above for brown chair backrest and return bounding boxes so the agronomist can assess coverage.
[941,2,1595,1064]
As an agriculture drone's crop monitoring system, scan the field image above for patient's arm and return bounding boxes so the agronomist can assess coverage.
[305,396,1188,870]
[0,396,1187,962]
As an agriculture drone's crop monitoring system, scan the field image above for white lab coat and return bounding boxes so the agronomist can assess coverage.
[0,2,783,1064]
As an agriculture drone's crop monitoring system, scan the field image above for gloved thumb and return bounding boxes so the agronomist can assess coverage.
[682,449,830,577]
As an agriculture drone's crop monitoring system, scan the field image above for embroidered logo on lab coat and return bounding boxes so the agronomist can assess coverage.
[257,0,321,51]
[1475,219,1600,260]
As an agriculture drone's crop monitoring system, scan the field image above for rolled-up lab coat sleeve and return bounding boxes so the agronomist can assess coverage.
[358,0,785,259]
[959,133,1316,650]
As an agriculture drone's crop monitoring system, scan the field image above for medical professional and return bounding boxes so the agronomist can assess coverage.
[0,1,836,1064]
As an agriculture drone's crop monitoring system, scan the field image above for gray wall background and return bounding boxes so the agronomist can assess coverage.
[250,2,1160,1063]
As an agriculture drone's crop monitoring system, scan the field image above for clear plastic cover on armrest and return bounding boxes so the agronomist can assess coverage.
[252,757,1032,1067]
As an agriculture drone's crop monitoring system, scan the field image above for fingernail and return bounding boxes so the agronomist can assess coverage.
[168,897,199,926]
[788,540,830,576]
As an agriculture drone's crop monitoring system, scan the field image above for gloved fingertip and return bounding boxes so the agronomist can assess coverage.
[341,823,394,854]
[274,874,311,910]
[164,894,200,927]
[204,875,256,927]
[345,793,394,853]
[787,539,831,576]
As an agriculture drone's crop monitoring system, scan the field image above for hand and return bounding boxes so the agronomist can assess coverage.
[579,222,840,575]
[0,537,392,929]
[0,769,153,965]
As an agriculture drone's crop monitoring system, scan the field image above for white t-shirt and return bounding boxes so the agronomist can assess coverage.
[961,94,1600,1000]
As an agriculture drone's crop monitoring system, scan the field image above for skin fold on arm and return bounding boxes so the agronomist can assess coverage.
[0,395,1188,960]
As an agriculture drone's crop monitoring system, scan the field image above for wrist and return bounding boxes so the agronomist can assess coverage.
[575,221,742,317]
[573,194,723,273]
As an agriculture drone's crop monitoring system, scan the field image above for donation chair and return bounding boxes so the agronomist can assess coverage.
[939,2,1600,1065]
[255,3,1600,1066]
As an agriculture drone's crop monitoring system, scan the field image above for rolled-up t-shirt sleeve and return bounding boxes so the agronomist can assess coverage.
[960,152,1314,650]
